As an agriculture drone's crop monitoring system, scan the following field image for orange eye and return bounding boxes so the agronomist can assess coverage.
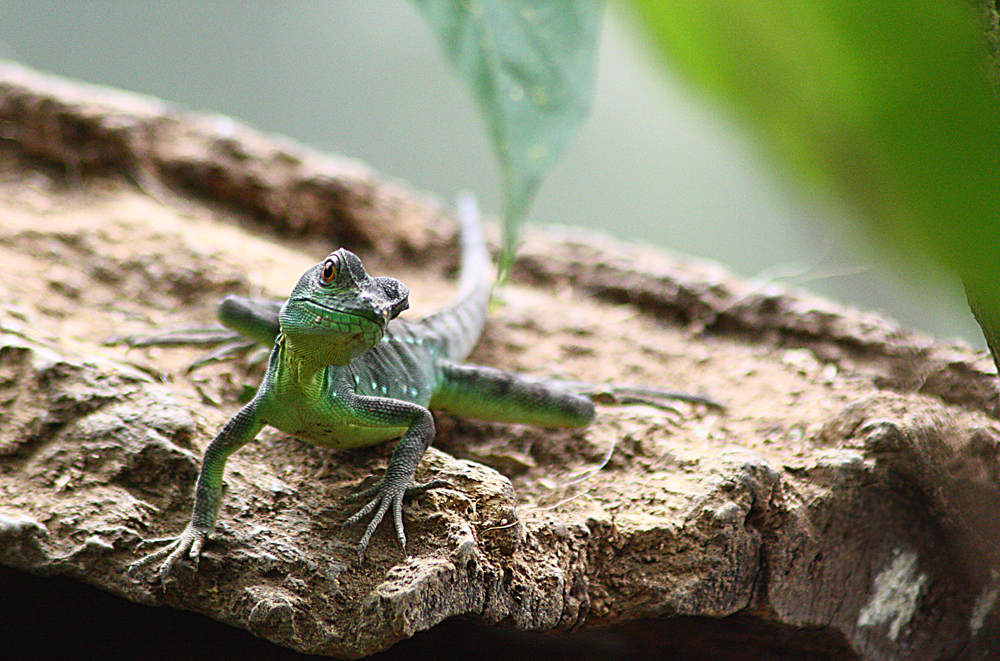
[320,259,337,283]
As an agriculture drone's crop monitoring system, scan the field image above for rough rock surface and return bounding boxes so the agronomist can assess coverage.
[2,62,999,660]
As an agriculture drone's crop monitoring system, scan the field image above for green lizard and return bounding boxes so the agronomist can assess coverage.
[129,194,718,580]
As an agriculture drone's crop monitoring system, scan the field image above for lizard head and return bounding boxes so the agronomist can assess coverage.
[278,248,409,366]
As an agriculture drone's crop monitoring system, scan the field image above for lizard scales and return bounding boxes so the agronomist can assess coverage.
[131,193,597,579]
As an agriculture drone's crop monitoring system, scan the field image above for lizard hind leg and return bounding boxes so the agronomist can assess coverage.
[430,361,597,428]
[215,295,283,347]
[114,295,283,372]
[555,381,725,411]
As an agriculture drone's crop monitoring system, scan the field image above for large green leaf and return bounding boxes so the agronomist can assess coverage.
[411,0,603,278]
[626,0,1000,364]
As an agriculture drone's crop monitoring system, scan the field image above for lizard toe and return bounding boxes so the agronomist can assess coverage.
[404,478,450,496]
[129,525,208,584]
[342,475,451,559]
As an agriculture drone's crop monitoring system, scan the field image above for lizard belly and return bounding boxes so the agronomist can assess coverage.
[292,420,408,449]
[262,397,408,449]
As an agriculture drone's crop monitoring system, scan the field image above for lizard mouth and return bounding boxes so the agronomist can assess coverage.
[285,297,386,330]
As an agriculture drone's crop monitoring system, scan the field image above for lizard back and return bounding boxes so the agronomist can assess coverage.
[343,192,492,406]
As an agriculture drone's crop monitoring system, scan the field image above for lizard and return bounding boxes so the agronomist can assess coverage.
[128,193,720,581]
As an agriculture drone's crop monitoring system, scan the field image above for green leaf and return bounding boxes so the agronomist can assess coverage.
[626,0,1000,363]
[411,0,603,278]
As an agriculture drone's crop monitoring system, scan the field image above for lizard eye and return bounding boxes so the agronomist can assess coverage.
[320,259,337,284]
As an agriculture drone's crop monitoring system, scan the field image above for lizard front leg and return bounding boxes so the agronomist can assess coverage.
[129,402,264,582]
[338,394,445,559]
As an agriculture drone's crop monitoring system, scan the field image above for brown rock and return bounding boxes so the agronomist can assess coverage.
[1,62,998,660]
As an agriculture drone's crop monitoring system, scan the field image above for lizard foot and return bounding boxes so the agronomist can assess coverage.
[341,478,449,560]
[127,524,209,585]
[111,327,263,373]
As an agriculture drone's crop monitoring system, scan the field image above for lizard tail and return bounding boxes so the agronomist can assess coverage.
[418,192,493,362]
[455,190,492,303]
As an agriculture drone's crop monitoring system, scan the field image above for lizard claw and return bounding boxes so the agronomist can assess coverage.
[128,524,208,585]
[341,478,449,560]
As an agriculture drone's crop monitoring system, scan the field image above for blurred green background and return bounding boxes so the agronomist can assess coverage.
[0,0,983,344]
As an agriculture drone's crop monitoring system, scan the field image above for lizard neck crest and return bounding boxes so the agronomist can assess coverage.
[279,248,409,367]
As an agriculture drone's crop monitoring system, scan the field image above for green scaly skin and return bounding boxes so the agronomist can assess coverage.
[128,194,594,580]
[129,194,719,581]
